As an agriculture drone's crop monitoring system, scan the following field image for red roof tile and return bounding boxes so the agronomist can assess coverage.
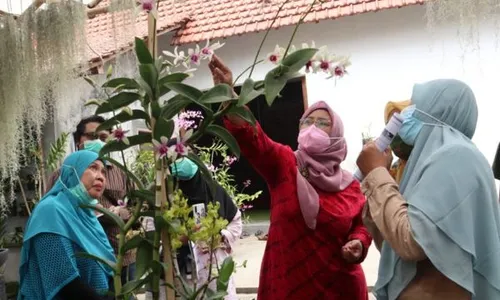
[170,0,424,45]
[85,0,189,64]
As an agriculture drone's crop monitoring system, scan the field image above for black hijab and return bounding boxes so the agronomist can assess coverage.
[177,170,238,223]
[167,138,238,222]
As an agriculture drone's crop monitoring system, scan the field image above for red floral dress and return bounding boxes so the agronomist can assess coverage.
[224,120,371,300]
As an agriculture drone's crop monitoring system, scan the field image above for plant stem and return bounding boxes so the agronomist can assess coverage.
[113,230,125,299]
[160,162,176,299]
[200,219,218,298]
[248,0,291,78]
[233,59,264,85]
[283,0,319,57]
[151,117,161,300]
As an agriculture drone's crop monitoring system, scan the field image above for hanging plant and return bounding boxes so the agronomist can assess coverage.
[426,0,500,53]
[0,0,87,212]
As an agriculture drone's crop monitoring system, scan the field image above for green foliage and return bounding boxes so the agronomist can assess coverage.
[80,5,329,297]
[130,150,155,187]
[46,132,69,172]
[196,140,262,212]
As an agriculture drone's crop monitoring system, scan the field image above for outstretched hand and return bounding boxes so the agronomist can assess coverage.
[209,54,233,86]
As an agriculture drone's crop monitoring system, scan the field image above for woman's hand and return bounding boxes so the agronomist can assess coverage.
[209,55,233,86]
[209,55,247,125]
[356,141,393,176]
[341,239,363,263]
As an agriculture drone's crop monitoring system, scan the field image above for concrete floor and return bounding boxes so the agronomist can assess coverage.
[231,236,379,298]
[138,235,380,299]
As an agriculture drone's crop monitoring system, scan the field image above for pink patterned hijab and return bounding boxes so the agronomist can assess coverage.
[294,101,354,229]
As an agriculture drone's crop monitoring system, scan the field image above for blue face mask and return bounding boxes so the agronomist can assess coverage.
[170,158,199,180]
[399,105,423,146]
[83,140,106,155]
[59,165,99,206]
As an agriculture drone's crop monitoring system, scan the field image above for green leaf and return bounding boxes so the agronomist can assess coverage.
[227,106,256,126]
[187,153,215,198]
[100,134,152,156]
[96,109,150,133]
[238,78,263,106]
[46,132,69,172]
[139,64,159,90]
[75,252,117,272]
[121,234,146,253]
[206,289,228,300]
[153,117,174,142]
[216,256,235,292]
[151,100,161,119]
[80,204,125,230]
[136,240,153,278]
[158,73,190,97]
[135,37,153,64]
[199,84,234,104]
[165,82,214,118]
[102,157,144,189]
[205,125,240,158]
[150,260,168,275]
[139,210,155,218]
[164,82,203,102]
[83,76,97,88]
[176,274,194,297]
[160,95,191,119]
[106,65,113,79]
[264,67,288,106]
[103,78,141,90]
[129,189,154,205]
[119,274,151,296]
[281,48,318,73]
[95,92,141,114]
[137,77,153,101]
[154,215,169,230]
[167,218,182,233]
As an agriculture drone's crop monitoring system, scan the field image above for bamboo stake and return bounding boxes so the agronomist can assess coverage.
[147,1,175,298]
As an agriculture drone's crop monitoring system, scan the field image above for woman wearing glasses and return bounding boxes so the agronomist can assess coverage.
[209,55,372,300]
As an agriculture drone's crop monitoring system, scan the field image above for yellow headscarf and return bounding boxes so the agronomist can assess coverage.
[384,100,411,183]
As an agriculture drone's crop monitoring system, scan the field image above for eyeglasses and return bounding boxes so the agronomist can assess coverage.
[299,117,332,129]
[82,132,109,142]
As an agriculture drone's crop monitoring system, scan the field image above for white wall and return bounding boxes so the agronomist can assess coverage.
[159,5,500,173]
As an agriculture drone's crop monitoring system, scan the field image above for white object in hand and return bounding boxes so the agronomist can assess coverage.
[192,203,206,225]
[353,113,403,181]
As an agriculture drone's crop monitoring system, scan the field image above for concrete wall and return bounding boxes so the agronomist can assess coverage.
[158,5,500,174]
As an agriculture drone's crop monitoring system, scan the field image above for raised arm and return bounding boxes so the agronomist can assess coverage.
[223,118,294,186]
[210,55,295,186]
[362,167,426,261]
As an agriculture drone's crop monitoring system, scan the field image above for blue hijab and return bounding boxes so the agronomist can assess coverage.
[19,151,115,284]
[375,79,500,299]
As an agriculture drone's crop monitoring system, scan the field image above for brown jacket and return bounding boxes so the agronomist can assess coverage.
[362,167,470,300]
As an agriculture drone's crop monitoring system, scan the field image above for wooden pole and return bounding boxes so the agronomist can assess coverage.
[147,1,175,299]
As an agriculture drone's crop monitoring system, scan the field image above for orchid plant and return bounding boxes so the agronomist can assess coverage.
[196,140,262,224]
[78,0,350,299]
